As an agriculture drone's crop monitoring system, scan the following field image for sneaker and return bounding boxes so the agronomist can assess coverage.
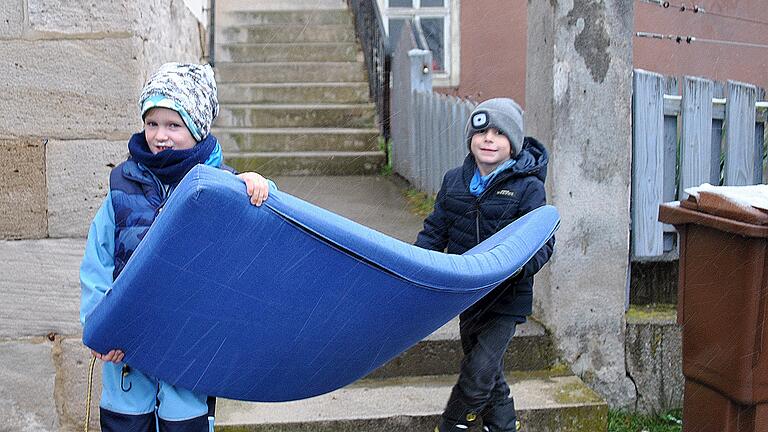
[481,420,521,431]
[434,424,470,432]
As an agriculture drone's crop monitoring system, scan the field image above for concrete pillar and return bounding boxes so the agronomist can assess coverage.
[525,0,636,407]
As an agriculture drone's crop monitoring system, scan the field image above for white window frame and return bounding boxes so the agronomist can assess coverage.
[377,0,461,88]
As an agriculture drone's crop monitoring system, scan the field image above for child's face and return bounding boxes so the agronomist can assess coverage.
[470,128,512,175]
[143,107,196,154]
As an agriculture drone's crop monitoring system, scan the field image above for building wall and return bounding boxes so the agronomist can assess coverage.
[633,0,768,91]
[438,0,768,105]
[439,0,527,103]
[0,1,205,430]
[0,0,205,241]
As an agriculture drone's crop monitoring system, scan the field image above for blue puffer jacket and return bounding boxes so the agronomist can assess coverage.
[415,137,555,317]
[80,140,232,325]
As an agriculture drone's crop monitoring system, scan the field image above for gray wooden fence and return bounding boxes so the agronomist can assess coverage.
[631,69,768,259]
[406,91,475,194]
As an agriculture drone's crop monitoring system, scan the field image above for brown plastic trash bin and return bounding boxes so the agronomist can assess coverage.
[659,200,768,432]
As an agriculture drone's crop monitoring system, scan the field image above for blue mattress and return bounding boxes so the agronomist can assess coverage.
[83,164,559,402]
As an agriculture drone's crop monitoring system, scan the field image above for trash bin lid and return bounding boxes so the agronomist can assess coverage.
[660,184,768,237]
[684,183,768,224]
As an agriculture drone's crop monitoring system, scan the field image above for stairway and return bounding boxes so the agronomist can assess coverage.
[209,2,607,430]
[213,0,385,176]
[213,318,607,431]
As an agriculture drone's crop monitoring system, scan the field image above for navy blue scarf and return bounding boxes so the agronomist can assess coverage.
[128,132,217,185]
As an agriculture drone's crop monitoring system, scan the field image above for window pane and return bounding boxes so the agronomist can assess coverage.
[387,18,409,46]
[420,18,445,72]
[388,0,413,7]
[420,0,445,7]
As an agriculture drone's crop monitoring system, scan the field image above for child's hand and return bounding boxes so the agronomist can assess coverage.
[238,172,270,206]
[92,349,125,364]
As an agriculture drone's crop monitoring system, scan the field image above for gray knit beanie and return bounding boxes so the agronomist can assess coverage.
[465,98,524,157]
[138,62,219,142]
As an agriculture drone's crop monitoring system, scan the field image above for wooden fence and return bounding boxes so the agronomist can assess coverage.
[631,69,768,259]
[403,91,475,194]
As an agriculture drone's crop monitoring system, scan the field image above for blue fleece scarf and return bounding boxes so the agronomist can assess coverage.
[128,132,218,186]
[469,159,517,196]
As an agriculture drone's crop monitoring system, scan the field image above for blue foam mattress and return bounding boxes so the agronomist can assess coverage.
[83,164,559,402]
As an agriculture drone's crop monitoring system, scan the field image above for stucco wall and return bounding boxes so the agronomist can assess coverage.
[633,0,768,92]
[434,0,527,104]
[438,0,768,106]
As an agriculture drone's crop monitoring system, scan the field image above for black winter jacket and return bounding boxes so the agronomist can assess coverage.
[414,137,554,317]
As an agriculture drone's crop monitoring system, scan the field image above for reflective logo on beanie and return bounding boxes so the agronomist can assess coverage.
[471,111,489,129]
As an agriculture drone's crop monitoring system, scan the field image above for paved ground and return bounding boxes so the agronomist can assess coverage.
[271,175,425,243]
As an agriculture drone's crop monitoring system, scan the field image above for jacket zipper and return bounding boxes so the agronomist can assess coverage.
[472,170,516,245]
[145,169,170,216]
[474,200,481,244]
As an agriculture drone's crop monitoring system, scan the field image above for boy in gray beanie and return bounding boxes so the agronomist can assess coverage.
[416,98,554,432]
[80,62,273,432]
[465,97,524,158]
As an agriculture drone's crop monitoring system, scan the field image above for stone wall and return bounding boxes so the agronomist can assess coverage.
[0,0,204,240]
[0,1,204,430]
[626,312,684,414]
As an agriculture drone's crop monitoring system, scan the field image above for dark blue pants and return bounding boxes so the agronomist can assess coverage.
[439,307,520,432]
[100,397,215,432]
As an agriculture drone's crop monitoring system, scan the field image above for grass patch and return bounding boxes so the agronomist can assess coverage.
[626,304,677,322]
[378,136,393,176]
[403,188,436,218]
[608,409,682,432]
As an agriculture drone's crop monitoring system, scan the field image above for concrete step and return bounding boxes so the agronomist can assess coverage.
[218,0,346,12]
[214,127,380,153]
[225,150,385,176]
[220,9,352,27]
[217,24,356,44]
[215,372,607,432]
[217,82,370,104]
[368,318,557,379]
[216,62,367,83]
[216,103,376,129]
[218,42,360,63]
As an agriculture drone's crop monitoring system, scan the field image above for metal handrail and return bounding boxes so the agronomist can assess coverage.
[346,0,392,140]
[208,0,216,66]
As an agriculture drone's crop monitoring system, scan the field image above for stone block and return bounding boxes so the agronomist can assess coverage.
[47,140,127,238]
[136,0,203,71]
[28,0,137,34]
[0,0,24,38]
[0,239,85,338]
[0,38,142,139]
[0,340,58,432]
[57,338,102,431]
[0,138,47,239]
[626,314,684,413]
